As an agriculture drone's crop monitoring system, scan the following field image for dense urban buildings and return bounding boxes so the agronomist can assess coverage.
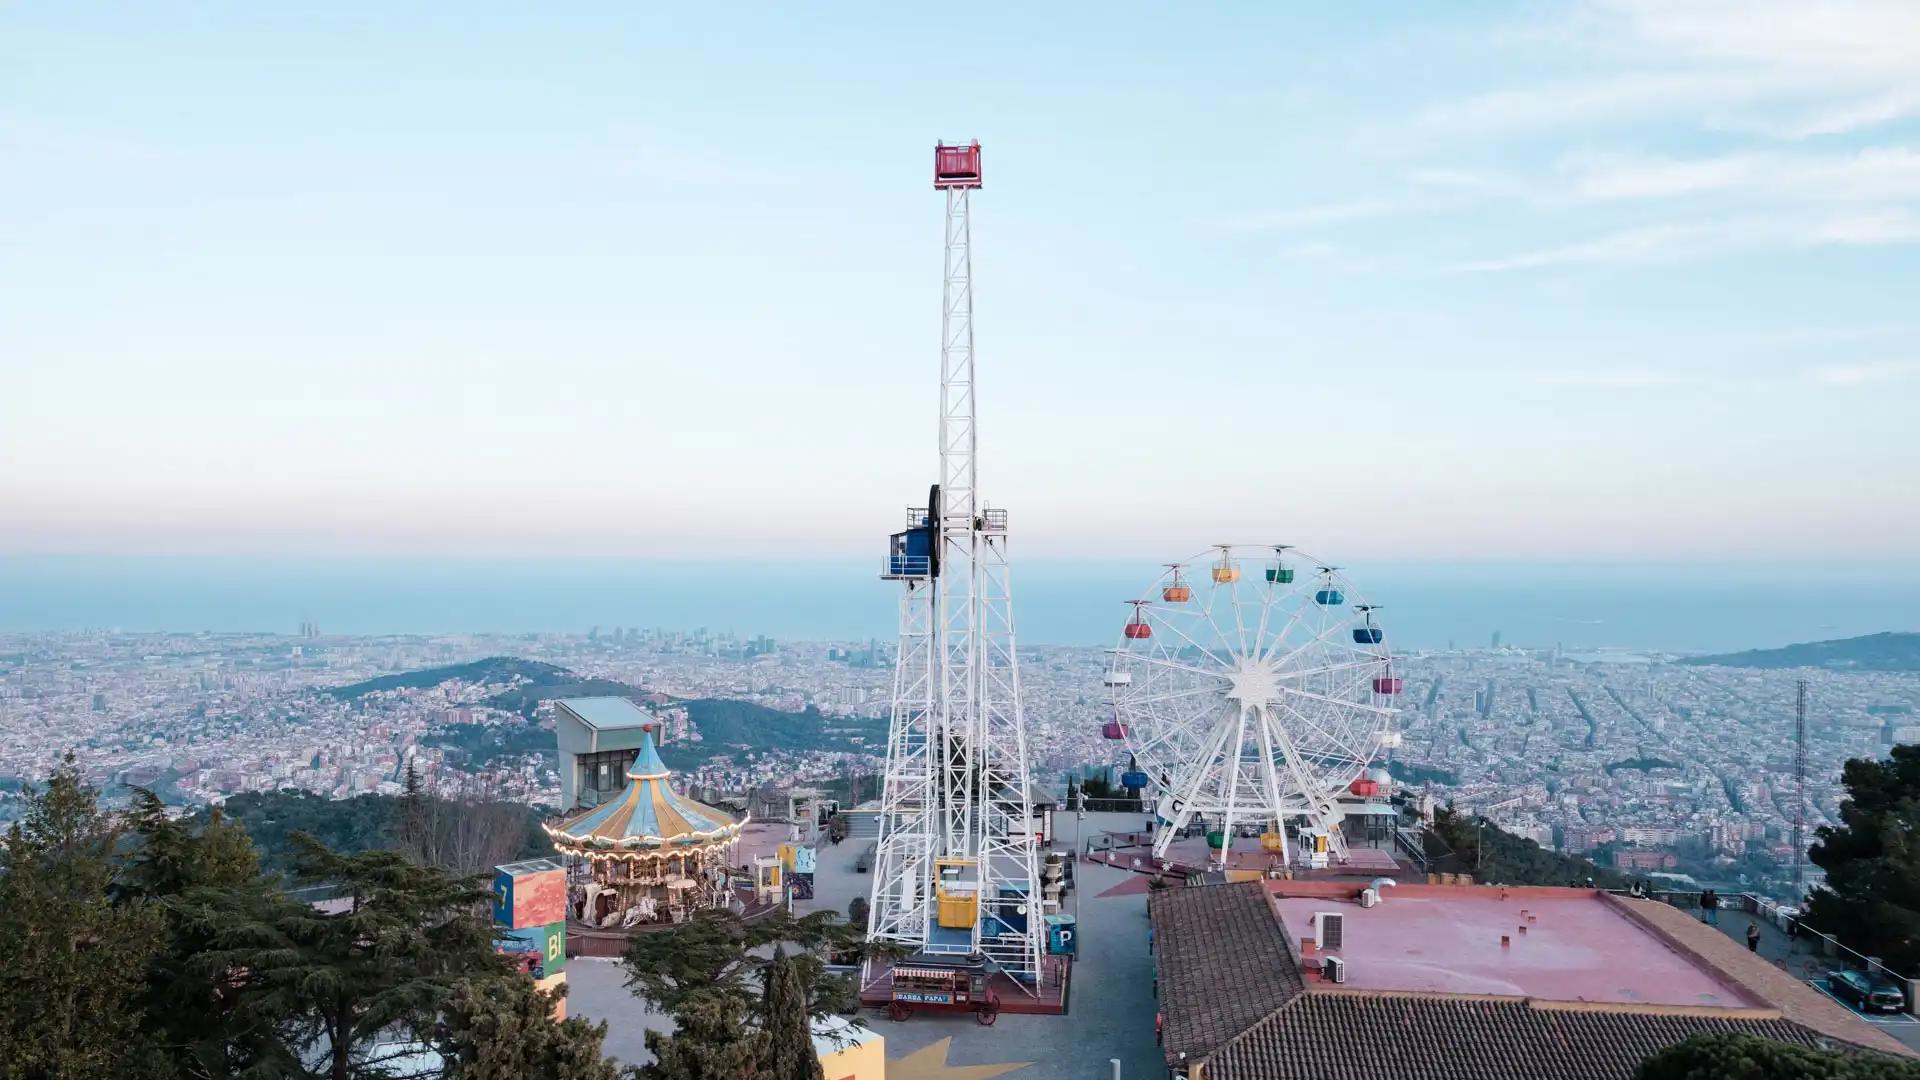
[3,627,1914,907]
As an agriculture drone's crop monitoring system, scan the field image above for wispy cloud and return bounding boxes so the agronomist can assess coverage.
[1454,209,1920,271]
[1455,223,1714,272]
[1414,1,1920,140]
[1414,72,1767,137]
[1222,199,1396,231]
[1531,369,1697,389]
[1715,89,1920,139]
[1809,359,1920,385]
[1556,146,1920,204]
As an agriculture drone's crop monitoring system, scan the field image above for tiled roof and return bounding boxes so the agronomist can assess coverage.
[1209,993,1847,1080]
[1606,895,1915,1058]
[1152,881,1303,1067]
[1151,883,1917,1079]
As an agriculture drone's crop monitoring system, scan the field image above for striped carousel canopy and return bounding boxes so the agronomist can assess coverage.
[546,725,744,852]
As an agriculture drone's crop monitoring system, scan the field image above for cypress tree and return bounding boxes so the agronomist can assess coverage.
[758,947,823,1080]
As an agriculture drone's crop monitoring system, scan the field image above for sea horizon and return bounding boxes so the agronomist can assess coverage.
[3,554,1916,655]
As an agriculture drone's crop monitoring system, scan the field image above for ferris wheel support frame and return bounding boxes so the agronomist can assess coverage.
[1147,700,1353,867]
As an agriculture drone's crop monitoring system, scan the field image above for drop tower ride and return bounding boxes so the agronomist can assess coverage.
[866,142,1044,989]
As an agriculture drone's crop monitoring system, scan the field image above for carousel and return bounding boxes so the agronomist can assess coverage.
[544,723,747,930]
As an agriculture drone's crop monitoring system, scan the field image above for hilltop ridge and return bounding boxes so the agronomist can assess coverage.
[1682,631,1920,672]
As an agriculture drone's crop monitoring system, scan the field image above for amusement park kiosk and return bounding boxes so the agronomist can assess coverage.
[552,696,664,811]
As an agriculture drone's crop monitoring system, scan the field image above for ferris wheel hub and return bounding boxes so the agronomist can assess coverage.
[1226,661,1280,706]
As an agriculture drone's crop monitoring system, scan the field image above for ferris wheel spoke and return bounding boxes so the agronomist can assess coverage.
[1140,607,1232,671]
[1118,683,1228,709]
[1276,658,1379,682]
[1256,595,1312,666]
[1257,702,1342,812]
[1251,569,1292,664]
[1268,606,1364,673]
[1124,650,1230,682]
[1131,719,1205,769]
[1228,575,1253,661]
[1162,701,1244,807]
[1269,696,1368,774]
[1278,684,1398,718]
[1194,577,1243,663]
[1322,660,1383,702]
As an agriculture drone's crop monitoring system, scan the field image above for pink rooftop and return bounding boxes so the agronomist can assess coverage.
[1267,882,1761,1009]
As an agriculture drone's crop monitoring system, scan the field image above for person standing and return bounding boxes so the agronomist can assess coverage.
[1747,923,1762,953]
[1702,889,1720,925]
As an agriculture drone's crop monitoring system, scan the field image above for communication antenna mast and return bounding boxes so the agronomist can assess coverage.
[868,141,1044,989]
[1793,678,1808,898]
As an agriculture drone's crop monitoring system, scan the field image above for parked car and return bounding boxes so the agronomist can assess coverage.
[1828,969,1908,1014]
[856,842,877,873]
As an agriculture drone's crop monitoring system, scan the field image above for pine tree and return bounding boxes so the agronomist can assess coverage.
[623,910,862,1021]
[642,996,763,1080]
[0,755,169,1079]
[439,975,623,1080]
[757,948,823,1080]
[121,787,285,1077]
[1806,745,1920,974]
[1636,1032,1920,1079]
[192,833,506,1080]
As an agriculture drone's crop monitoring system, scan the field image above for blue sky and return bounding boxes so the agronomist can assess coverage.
[4,2,1917,566]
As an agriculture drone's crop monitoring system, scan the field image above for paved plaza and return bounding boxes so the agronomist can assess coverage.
[570,811,1167,1079]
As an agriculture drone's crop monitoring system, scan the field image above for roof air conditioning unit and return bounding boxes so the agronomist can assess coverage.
[1322,955,1347,984]
[1315,911,1345,951]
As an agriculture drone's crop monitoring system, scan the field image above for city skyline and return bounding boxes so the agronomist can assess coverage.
[5,1,1918,564]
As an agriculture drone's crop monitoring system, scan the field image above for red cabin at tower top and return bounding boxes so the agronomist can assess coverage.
[934,141,983,189]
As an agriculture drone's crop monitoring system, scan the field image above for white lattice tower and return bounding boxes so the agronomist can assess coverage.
[866,142,1042,988]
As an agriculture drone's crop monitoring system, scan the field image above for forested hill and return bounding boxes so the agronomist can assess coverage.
[676,699,887,758]
[326,657,885,768]
[207,789,554,873]
[1682,632,1920,672]
[327,656,567,698]
[326,655,645,711]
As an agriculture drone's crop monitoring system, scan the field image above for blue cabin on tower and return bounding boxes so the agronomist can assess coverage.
[883,485,940,579]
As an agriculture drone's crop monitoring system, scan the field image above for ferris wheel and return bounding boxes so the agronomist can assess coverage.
[1105,544,1401,866]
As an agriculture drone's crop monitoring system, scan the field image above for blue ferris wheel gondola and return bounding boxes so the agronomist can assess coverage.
[1315,589,1344,606]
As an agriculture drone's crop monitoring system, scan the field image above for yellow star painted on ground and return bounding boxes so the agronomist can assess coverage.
[888,1036,1031,1080]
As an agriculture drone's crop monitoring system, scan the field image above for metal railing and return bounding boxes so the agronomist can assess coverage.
[882,555,931,579]
[1615,888,1916,1012]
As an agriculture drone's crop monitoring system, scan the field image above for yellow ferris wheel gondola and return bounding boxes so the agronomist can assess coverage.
[1210,545,1240,584]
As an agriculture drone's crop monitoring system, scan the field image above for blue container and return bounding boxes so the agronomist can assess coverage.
[1352,627,1383,644]
[887,527,936,576]
[1045,913,1078,956]
[1121,770,1150,789]
[1315,589,1344,606]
